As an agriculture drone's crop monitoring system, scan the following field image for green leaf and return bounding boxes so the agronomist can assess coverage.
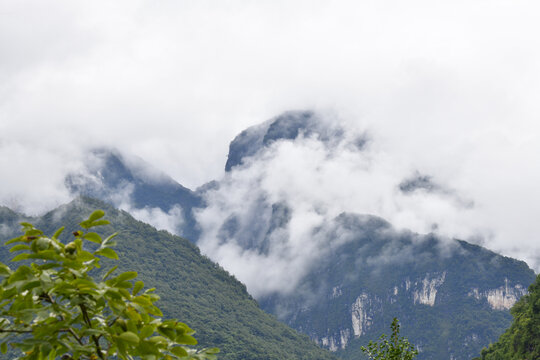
[5,236,22,245]
[133,281,144,296]
[83,232,102,244]
[204,348,220,354]
[37,263,60,271]
[90,219,110,227]
[0,263,11,276]
[158,327,176,341]
[170,346,188,357]
[126,307,142,322]
[95,248,118,260]
[11,253,30,262]
[133,296,152,307]
[80,217,110,229]
[105,289,123,301]
[119,331,140,345]
[102,232,118,245]
[88,209,105,222]
[116,337,128,358]
[176,334,197,345]
[21,280,42,291]
[9,244,31,252]
[118,288,132,299]
[28,250,60,261]
[140,325,155,339]
[147,305,163,317]
[116,271,138,283]
[25,229,43,237]
[78,250,95,262]
[116,281,133,289]
[52,226,64,239]
[103,265,118,280]
[1,342,7,354]
[148,336,168,345]
[72,278,97,289]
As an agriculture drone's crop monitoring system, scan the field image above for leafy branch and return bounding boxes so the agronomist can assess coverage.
[0,210,219,360]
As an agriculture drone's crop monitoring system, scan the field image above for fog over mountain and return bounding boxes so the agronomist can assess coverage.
[1,0,540,275]
[194,111,535,297]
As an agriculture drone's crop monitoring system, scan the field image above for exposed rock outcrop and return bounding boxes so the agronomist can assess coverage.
[468,278,528,310]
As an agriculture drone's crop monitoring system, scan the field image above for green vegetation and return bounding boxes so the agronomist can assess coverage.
[361,318,418,360]
[0,210,217,359]
[0,198,336,360]
[474,273,540,360]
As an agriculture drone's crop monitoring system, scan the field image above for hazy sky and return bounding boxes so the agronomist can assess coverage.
[1,1,539,271]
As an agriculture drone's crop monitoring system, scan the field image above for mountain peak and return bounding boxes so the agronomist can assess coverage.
[225,110,356,172]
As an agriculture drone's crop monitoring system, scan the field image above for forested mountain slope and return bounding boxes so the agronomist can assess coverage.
[0,198,336,360]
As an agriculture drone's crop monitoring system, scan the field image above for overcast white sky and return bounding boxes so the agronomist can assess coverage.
[1,0,539,271]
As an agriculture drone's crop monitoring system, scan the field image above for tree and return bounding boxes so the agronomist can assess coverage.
[361,318,418,360]
[0,210,219,360]
[474,273,539,360]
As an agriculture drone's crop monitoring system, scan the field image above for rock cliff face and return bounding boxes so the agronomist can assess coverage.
[309,270,471,355]
[468,278,528,310]
[313,292,381,352]
[412,272,446,306]
[351,293,379,337]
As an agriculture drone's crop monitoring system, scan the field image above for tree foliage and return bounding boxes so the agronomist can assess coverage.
[0,210,218,360]
[474,273,540,360]
[360,318,418,360]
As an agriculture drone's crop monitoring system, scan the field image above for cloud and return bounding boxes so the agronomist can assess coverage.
[0,0,539,282]
[0,139,83,215]
[69,162,186,234]
[127,205,185,234]
[196,124,487,296]
[0,223,18,238]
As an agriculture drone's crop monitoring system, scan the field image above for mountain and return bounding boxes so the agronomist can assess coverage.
[257,213,535,359]
[474,273,540,359]
[0,197,336,360]
[224,110,367,172]
[208,111,538,359]
[65,148,203,240]
[59,110,537,359]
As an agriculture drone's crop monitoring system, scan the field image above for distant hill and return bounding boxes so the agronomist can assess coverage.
[0,197,336,360]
